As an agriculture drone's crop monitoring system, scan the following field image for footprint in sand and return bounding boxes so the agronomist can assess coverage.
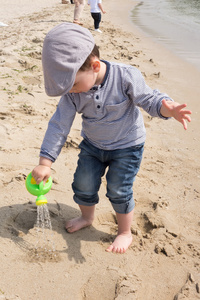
[115,274,142,300]
[174,273,200,300]
[81,269,140,300]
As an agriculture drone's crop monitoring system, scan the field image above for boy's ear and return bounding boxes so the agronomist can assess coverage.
[91,60,100,73]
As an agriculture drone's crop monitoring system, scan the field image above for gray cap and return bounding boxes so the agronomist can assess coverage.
[42,23,95,97]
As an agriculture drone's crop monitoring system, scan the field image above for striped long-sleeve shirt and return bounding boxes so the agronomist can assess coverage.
[40,61,172,162]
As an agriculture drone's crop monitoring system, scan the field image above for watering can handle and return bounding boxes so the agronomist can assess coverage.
[39,181,45,191]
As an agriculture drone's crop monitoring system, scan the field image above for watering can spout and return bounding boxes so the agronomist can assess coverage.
[36,195,48,206]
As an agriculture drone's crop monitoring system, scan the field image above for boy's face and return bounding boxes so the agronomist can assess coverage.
[69,59,100,94]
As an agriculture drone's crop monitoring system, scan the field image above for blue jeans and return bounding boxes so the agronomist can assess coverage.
[72,139,144,214]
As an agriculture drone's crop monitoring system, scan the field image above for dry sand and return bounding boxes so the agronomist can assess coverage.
[0,0,200,299]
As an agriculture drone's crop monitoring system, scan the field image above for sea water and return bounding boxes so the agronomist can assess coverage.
[131,0,200,70]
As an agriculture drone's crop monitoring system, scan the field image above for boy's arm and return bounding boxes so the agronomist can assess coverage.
[125,67,191,128]
[160,99,192,130]
[32,95,76,184]
[98,3,106,13]
[40,95,76,160]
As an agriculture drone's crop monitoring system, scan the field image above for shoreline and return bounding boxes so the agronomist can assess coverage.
[106,0,200,75]
[0,1,200,299]
[1,0,200,75]
[130,0,200,72]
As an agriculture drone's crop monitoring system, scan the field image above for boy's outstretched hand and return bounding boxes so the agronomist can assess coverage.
[161,99,192,130]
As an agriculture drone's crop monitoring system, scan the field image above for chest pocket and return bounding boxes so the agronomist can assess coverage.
[103,99,131,123]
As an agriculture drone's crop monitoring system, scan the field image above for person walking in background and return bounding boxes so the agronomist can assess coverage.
[73,0,85,25]
[88,0,106,33]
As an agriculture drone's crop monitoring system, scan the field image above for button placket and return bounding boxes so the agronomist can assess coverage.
[94,93,102,111]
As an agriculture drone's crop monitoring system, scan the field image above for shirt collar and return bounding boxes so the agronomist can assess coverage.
[90,60,110,91]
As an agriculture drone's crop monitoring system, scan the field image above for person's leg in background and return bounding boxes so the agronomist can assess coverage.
[73,0,85,25]
[91,12,102,32]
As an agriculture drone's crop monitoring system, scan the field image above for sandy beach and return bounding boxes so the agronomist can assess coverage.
[0,0,200,299]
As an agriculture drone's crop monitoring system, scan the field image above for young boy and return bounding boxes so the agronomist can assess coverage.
[32,23,191,254]
[88,0,106,33]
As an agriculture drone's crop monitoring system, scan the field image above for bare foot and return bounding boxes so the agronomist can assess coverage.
[73,20,83,25]
[65,216,93,233]
[106,233,133,254]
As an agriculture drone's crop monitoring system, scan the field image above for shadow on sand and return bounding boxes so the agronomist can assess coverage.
[0,202,114,263]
